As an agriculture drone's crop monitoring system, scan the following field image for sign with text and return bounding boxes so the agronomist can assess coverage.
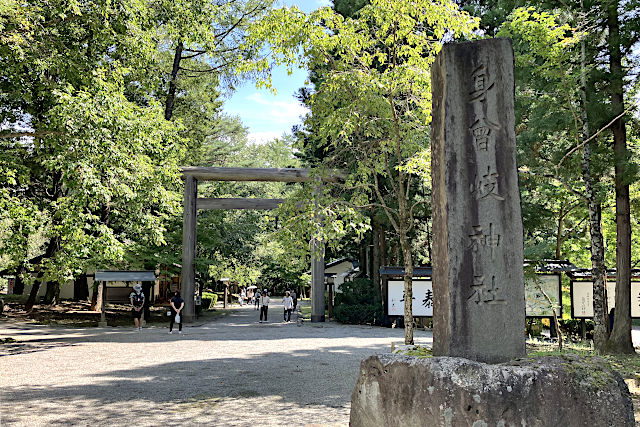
[388,280,433,317]
[525,274,562,317]
[571,281,640,318]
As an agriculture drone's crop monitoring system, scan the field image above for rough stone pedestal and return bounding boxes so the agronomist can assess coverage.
[350,354,634,427]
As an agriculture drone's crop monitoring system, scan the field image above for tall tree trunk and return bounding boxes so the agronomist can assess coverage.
[359,241,367,277]
[164,41,184,121]
[397,174,414,344]
[605,0,634,354]
[44,282,57,305]
[74,274,89,301]
[555,202,565,259]
[426,219,433,265]
[90,280,99,310]
[142,281,152,322]
[399,224,414,345]
[26,273,44,311]
[13,266,25,295]
[379,226,387,266]
[378,226,387,318]
[25,237,59,311]
[53,282,61,305]
[372,218,381,301]
[579,34,609,350]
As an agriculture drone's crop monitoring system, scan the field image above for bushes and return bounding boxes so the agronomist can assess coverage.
[201,292,218,310]
[560,318,594,340]
[333,278,384,325]
[334,303,383,324]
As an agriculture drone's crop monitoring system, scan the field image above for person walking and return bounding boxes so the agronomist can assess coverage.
[259,289,270,323]
[129,283,145,331]
[169,291,184,334]
[254,289,261,311]
[282,291,293,323]
[291,289,297,311]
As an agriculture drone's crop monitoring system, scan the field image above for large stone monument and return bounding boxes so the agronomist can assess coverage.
[349,38,635,426]
[430,38,525,363]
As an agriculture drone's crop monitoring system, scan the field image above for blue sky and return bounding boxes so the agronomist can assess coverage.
[222,0,331,144]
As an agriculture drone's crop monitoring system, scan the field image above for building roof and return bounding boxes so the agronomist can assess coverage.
[379,266,433,277]
[95,271,156,282]
[325,258,355,269]
[567,268,640,281]
[534,259,578,272]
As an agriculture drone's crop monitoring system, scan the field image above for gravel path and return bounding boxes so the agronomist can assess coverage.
[0,301,433,426]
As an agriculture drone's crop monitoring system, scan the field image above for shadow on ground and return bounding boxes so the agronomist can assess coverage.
[1,343,378,426]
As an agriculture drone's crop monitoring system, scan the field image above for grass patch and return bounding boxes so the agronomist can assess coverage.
[299,305,328,321]
[398,341,640,384]
[400,345,433,358]
[526,341,640,383]
[197,309,228,321]
[0,294,28,304]
[1,297,230,327]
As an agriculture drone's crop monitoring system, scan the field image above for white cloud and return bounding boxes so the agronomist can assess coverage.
[248,131,286,145]
[245,93,309,124]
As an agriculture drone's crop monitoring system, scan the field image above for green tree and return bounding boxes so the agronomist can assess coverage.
[0,1,184,308]
[496,3,640,353]
[243,0,477,344]
[155,0,274,121]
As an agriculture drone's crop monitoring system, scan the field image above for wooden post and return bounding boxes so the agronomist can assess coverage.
[311,238,325,322]
[224,284,228,309]
[311,179,325,323]
[98,281,107,327]
[182,175,197,322]
[328,280,334,319]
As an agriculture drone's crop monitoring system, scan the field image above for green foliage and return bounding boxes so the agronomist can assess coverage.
[333,278,384,324]
[560,318,594,341]
[0,0,188,297]
[0,0,289,301]
[241,0,478,269]
[201,292,218,310]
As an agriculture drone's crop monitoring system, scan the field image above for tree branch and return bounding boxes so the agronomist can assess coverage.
[0,131,60,139]
[556,100,638,171]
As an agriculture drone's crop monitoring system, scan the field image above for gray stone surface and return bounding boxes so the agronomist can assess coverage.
[350,354,635,427]
[0,303,432,426]
[431,38,525,363]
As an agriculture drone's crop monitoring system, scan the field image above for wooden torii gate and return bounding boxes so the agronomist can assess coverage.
[181,167,340,322]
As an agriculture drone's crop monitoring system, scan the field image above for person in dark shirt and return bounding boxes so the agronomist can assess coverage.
[129,284,145,331]
[169,291,185,334]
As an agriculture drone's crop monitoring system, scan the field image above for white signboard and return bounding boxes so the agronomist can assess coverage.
[571,281,640,318]
[525,275,561,317]
[388,280,433,317]
[632,283,640,318]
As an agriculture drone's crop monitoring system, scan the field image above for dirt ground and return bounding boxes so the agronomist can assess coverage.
[0,298,172,327]
[0,301,434,426]
[1,299,640,425]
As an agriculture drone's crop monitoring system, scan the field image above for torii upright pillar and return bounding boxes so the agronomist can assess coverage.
[181,175,197,322]
[311,237,325,322]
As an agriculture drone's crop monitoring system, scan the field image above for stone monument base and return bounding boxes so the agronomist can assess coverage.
[350,354,634,427]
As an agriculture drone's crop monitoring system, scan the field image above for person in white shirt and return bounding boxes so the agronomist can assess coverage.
[259,289,270,323]
[254,290,261,310]
[282,291,294,322]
